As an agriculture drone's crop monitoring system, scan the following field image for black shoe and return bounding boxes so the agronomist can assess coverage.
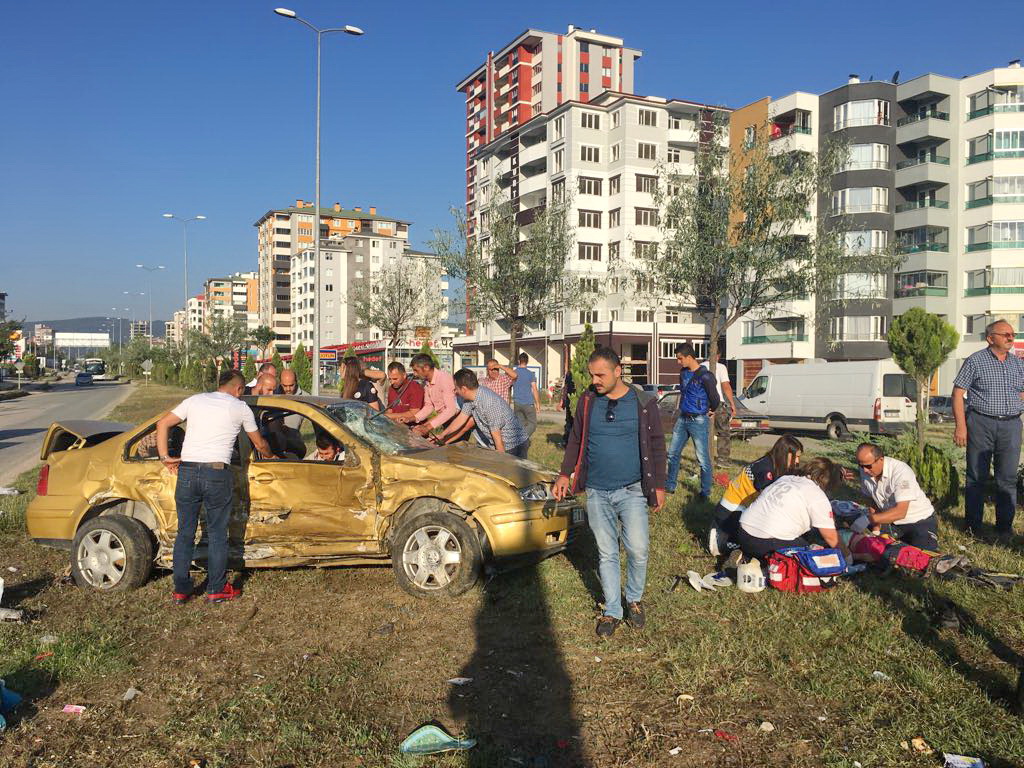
[995,528,1015,545]
[626,601,646,629]
[596,615,619,638]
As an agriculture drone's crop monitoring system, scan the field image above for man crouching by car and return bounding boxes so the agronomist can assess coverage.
[554,347,667,638]
[156,369,272,605]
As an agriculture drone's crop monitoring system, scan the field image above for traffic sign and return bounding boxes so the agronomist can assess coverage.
[141,359,154,372]
[319,349,338,362]
[13,362,24,373]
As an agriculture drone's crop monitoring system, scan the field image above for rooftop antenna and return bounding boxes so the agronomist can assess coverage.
[891,70,900,84]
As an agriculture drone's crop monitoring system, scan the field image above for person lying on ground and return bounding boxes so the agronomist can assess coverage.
[707,434,803,556]
[304,432,345,463]
[849,442,939,550]
[436,368,529,457]
[737,457,850,561]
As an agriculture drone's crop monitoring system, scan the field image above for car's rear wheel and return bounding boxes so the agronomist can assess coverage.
[71,516,154,592]
[826,417,848,441]
[391,510,482,599]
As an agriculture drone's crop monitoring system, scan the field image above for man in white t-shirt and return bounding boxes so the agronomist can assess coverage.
[700,358,737,466]
[738,457,846,560]
[852,443,938,549]
[156,370,272,605]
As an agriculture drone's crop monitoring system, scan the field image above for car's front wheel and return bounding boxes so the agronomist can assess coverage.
[390,510,482,599]
[71,516,154,592]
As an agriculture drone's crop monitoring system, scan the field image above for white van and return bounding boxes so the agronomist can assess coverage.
[740,359,917,439]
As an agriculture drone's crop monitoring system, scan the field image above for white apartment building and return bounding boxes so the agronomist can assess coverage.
[455,90,729,387]
[166,310,185,346]
[204,272,258,333]
[186,295,204,333]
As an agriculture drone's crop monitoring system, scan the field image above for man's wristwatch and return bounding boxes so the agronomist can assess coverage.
[160,455,172,462]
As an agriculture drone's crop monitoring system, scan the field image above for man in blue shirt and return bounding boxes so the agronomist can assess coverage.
[952,318,1024,539]
[511,353,541,453]
[665,343,721,499]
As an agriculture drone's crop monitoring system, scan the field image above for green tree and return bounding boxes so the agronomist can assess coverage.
[204,360,218,389]
[271,349,284,375]
[291,343,312,392]
[251,325,276,359]
[194,315,248,366]
[348,254,448,347]
[569,323,595,412]
[417,340,439,368]
[888,307,960,450]
[0,317,23,366]
[242,355,257,382]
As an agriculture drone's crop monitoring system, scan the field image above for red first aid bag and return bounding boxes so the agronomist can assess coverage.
[768,548,846,593]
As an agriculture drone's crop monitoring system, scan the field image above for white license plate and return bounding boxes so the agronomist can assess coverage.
[572,508,584,524]
[884,410,900,417]
[741,420,757,428]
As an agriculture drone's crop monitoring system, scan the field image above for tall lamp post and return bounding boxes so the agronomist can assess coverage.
[274,7,363,396]
[123,291,145,342]
[163,213,206,367]
[136,264,165,347]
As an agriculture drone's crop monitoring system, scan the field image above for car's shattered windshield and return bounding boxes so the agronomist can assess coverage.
[326,402,435,455]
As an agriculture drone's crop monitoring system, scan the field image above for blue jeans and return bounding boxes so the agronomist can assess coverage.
[666,414,711,496]
[173,463,234,595]
[965,412,1022,532]
[585,482,649,620]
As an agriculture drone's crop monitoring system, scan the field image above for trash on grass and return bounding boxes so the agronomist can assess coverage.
[594,656,602,663]
[699,574,717,591]
[910,737,934,755]
[943,754,985,768]
[447,677,473,686]
[759,721,775,733]
[372,622,395,636]
[6,567,17,573]
[0,608,22,622]
[0,487,20,496]
[668,746,682,756]
[39,634,58,646]
[705,571,733,587]
[675,694,695,703]
[687,571,704,592]
[121,687,141,702]
[871,670,890,681]
[399,723,476,754]
[33,652,53,662]
[62,704,86,715]
[714,729,736,742]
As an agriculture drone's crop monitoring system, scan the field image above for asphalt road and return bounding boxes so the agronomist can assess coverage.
[0,381,134,486]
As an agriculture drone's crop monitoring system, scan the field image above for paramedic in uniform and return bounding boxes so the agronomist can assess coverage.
[852,443,938,550]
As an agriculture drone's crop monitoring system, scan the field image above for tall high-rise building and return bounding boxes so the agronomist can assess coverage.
[457,26,642,239]
[204,272,259,333]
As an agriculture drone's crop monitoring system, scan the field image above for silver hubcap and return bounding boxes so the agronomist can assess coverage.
[76,529,127,589]
[401,525,462,590]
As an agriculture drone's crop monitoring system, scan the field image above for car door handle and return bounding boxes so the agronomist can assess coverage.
[249,473,275,484]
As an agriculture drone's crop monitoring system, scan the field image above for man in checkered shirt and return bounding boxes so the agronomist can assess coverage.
[952,318,1024,539]
[479,358,517,403]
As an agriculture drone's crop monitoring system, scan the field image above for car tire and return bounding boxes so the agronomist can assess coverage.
[390,509,482,599]
[71,515,154,592]
[826,417,847,441]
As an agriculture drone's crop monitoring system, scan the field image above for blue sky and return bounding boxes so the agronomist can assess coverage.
[2,0,1020,322]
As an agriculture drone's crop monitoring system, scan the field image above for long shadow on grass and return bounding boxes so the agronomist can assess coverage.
[449,564,587,767]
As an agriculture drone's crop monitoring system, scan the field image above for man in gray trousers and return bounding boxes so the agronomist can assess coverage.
[953,318,1024,541]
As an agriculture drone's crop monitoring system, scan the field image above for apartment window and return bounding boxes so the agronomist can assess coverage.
[837,272,886,299]
[966,269,990,290]
[324,284,334,292]
[579,310,598,324]
[633,241,657,258]
[844,230,888,254]
[609,241,620,262]
[995,131,1024,151]
[609,175,621,195]
[638,142,657,161]
[995,176,1024,197]
[552,179,565,201]
[275,240,292,248]
[993,267,1024,287]
[581,112,600,129]
[580,277,600,293]
[993,221,1024,243]
[844,143,890,171]
[635,309,655,322]
[580,145,600,163]
[830,315,887,341]
[578,210,602,228]
[609,208,621,227]
[895,270,947,296]
[532,103,542,116]
[667,147,682,163]
[553,116,564,140]
[554,149,564,173]
[579,41,589,53]
[635,207,659,226]
[355,255,363,263]
[612,110,621,128]
[834,99,890,130]
[832,187,889,215]
[611,142,621,161]
[638,108,658,127]
[532,63,541,75]
[578,176,603,195]
[578,242,602,261]
[636,174,658,194]
[274,228,290,235]
[663,309,680,323]
[602,67,612,78]
[580,82,589,93]
[744,126,756,148]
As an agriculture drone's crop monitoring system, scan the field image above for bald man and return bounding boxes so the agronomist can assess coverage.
[252,373,277,395]
[280,368,309,432]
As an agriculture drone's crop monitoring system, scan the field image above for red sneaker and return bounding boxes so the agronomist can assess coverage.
[205,583,242,603]
[172,591,192,606]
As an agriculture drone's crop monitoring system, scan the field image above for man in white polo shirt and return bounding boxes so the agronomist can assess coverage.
[156,370,272,605]
[852,442,938,550]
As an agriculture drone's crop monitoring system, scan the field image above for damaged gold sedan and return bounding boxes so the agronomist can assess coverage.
[26,396,585,598]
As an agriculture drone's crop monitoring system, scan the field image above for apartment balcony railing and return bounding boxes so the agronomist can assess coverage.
[965,241,1024,252]
[967,150,1024,164]
[964,286,1024,297]
[741,333,808,344]
[843,161,891,171]
[770,125,812,141]
[895,286,948,298]
[895,200,949,213]
[896,156,950,169]
[897,242,949,254]
[831,204,890,216]
[966,195,1024,209]
[834,117,891,130]
[832,334,888,342]
[967,103,1024,120]
[896,111,950,126]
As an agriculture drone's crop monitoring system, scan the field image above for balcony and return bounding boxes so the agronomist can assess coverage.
[966,195,1024,209]
[770,125,812,141]
[964,286,1024,297]
[895,286,948,298]
[967,103,1024,120]
[831,204,890,216]
[895,199,949,213]
[966,241,1024,252]
[896,111,949,126]
[742,333,808,344]
[967,149,1024,165]
[896,156,949,170]
[898,242,949,254]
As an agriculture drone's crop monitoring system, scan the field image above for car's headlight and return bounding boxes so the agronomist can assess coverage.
[518,482,553,501]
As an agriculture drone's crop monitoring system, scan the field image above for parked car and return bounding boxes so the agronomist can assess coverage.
[26,396,584,599]
[74,372,93,387]
[656,389,770,439]
[928,396,954,423]
[739,360,917,439]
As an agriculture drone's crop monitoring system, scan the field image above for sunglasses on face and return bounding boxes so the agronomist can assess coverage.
[991,332,1015,339]
[605,397,619,422]
[858,458,878,469]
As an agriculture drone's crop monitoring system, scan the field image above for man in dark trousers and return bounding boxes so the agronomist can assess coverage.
[665,343,720,499]
[556,368,576,446]
[554,347,666,638]
[952,318,1024,540]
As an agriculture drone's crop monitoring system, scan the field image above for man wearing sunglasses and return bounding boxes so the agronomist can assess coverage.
[952,319,1024,539]
[849,443,937,549]
[554,347,667,638]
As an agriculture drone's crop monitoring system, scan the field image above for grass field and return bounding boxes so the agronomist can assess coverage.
[1,387,1023,767]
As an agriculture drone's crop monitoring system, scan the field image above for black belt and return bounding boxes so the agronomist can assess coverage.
[681,412,705,418]
[970,411,1022,422]
[180,461,228,469]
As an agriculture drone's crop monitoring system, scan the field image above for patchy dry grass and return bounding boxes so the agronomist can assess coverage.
[1,391,1023,766]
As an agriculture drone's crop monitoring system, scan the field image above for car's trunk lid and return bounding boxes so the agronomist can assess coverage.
[40,420,133,460]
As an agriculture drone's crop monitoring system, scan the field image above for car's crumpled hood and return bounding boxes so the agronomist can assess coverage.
[410,443,556,488]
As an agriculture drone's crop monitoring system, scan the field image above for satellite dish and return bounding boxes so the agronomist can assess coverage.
[892,70,900,84]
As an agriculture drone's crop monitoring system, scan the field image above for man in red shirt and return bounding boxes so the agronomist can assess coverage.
[385,361,425,421]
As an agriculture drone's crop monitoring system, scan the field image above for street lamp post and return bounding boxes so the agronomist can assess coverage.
[163,214,206,367]
[123,291,145,343]
[136,264,166,347]
[274,7,363,396]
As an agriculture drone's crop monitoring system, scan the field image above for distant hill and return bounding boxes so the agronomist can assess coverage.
[25,316,166,338]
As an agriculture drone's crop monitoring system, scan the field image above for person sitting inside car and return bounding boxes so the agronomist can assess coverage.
[305,432,345,463]
[737,457,849,560]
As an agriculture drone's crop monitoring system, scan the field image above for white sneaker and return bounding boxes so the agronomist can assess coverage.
[707,526,721,557]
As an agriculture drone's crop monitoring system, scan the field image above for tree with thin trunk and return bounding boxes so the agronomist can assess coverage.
[193,315,249,368]
[348,255,448,348]
[252,325,276,360]
[887,307,959,450]
[568,323,595,412]
[635,114,901,439]
[432,194,589,361]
